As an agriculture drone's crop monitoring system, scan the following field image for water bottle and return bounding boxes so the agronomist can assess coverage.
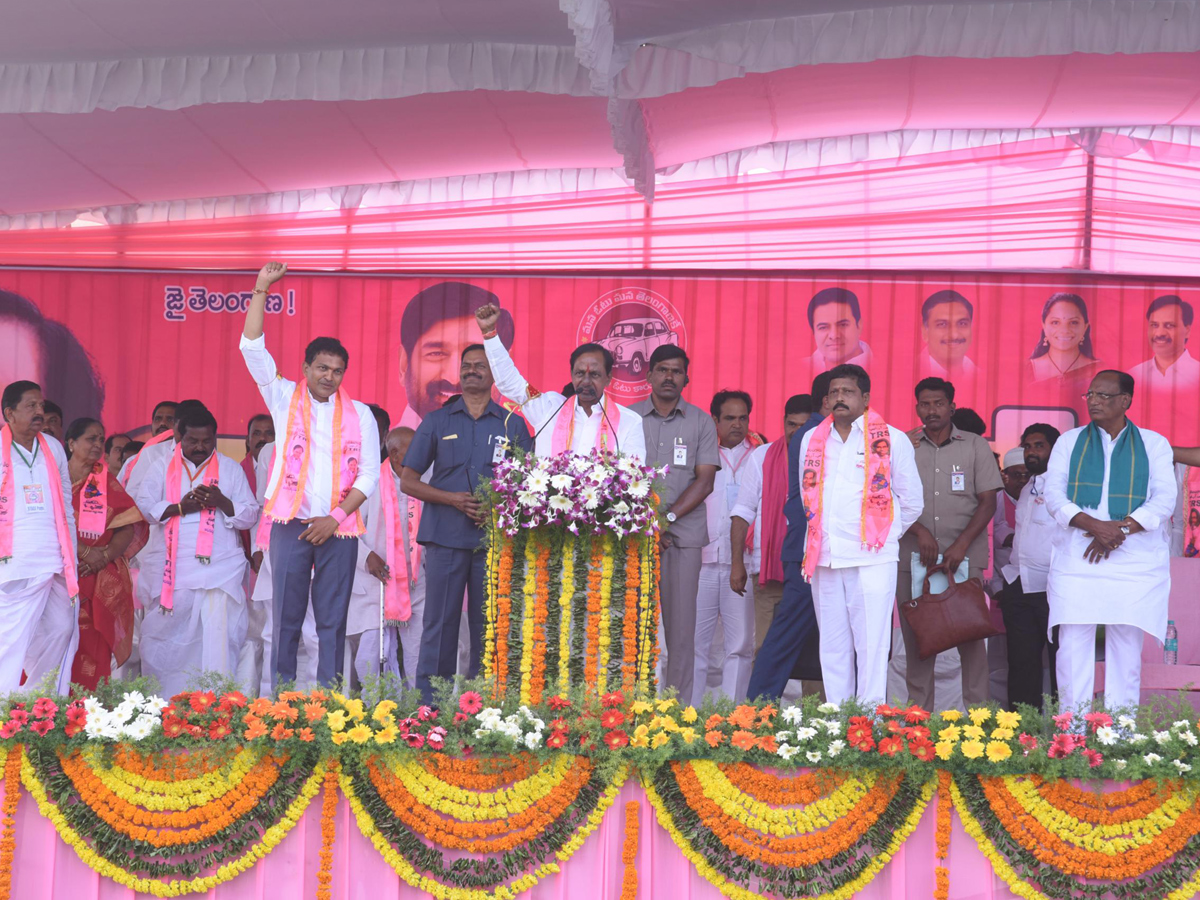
[1165,620,1178,665]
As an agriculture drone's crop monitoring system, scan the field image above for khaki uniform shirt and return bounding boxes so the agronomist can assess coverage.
[632,398,720,548]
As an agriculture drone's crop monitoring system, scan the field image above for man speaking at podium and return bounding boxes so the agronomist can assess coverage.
[476,304,646,463]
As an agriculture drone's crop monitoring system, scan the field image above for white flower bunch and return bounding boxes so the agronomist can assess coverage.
[83,691,168,741]
[473,704,547,749]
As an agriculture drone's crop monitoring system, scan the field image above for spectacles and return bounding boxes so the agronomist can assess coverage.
[1081,391,1127,402]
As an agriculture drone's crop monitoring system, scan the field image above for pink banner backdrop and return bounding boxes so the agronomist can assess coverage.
[6,775,1026,900]
[2,268,1198,452]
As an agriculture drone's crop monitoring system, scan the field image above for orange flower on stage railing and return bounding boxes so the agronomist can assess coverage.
[317,761,339,900]
[935,770,952,900]
[621,799,639,900]
[0,746,22,900]
[530,539,552,705]
[494,539,515,697]
[422,753,543,791]
[584,539,604,688]
[622,538,641,694]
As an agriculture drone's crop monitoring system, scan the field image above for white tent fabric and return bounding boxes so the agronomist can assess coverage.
[2,0,1200,226]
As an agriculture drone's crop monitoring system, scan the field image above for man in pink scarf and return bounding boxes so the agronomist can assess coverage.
[134,409,259,696]
[0,380,79,695]
[797,365,923,704]
[241,262,381,689]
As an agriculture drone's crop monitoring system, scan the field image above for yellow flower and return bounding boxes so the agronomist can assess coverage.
[939,709,962,722]
[326,710,349,732]
[374,725,398,744]
[681,706,698,724]
[634,724,650,739]
[935,740,955,760]
[661,717,680,733]
[962,724,985,741]
[990,727,1014,741]
[372,700,398,723]
[656,698,678,712]
[631,734,649,748]
[348,724,373,743]
[985,741,1012,762]
[331,731,350,745]
[651,732,671,749]
[961,739,985,759]
[680,727,697,744]
[995,709,1021,730]
[630,700,652,715]
[937,725,961,742]
[343,698,367,721]
[968,707,991,725]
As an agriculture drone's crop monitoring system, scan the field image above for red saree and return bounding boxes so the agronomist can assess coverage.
[70,471,147,691]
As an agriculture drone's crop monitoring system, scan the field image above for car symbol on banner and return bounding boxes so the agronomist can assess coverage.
[596,317,680,378]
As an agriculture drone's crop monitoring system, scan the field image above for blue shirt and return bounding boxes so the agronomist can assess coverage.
[402,397,533,550]
[781,413,825,564]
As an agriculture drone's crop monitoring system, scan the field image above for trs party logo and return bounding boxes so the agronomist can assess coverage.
[577,288,686,401]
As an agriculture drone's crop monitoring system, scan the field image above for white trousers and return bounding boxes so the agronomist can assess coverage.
[1,574,77,695]
[1057,622,1145,711]
[812,563,896,705]
[141,587,249,697]
[691,563,755,707]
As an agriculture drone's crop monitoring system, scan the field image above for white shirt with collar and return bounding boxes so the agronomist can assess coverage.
[810,341,872,373]
[1128,349,1200,392]
[797,415,924,569]
[0,435,76,583]
[482,335,646,462]
[239,333,380,518]
[1000,474,1057,592]
[729,442,772,576]
[702,439,761,570]
[1044,422,1177,638]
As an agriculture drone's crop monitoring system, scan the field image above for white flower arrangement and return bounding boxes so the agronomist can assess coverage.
[82,692,168,741]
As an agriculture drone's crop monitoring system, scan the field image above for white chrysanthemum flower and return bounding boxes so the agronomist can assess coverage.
[1174,759,1193,773]
[1182,731,1198,746]
[806,751,822,764]
[628,479,650,499]
[817,701,841,714]
[518,489,541,508]
[1094,726,1118,746]
[781,706,804,725]
[1144,752,1163,764]
[776,744,798,760]
[549,495,572,511]
[795,726,818,742]
[527,472,550,493]
[1130,732,1149,744]
[524,732,543,750]
[827,740,846,757]
[1173,719,1194,732]
[820,719,842,735]
[775,731,793,743]
[1153,730,1172,745]
[1114,759,1128,771]
[550,473,574,491]
[1118,715,1138,730]
[581,486,601,510]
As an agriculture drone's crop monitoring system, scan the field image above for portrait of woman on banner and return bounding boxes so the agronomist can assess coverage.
[65,418,148,690]
[1027,292,1103,385]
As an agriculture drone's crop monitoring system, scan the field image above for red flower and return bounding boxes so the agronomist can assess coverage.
[1052,711,1073,730]
[452,712,469,725]
[547,696,572,711]
[298,728,315,742]
[208,719,232,740]
[908,725,931,741]
[600,692,625,708]
[886,720,908,735]
[546,732,568,749]
[28,719,53,737]
[846,717,875,747]
[64,721,84,738]
[403,732,425,749]
[0,721,20,739]
[32,698,58,719]
[1083,748,1104,768]
[903,705,931,723]
[579,734,592,750]
[219,691,248,711]
[186,724,203,738]
[416,705,437,722]
[600,709,626,729]
[1018,733,1038,751]
[908,736,936,762]
[161,716,185,738]
[1048,734,1075,759]
[1083,712,1113,733]
[877,735,904,756]
[549,718,569,732]
[604,730,630,749]
[7,710,28,727]
[457,692,484,715]
[426,729,446,750]
[875,704,903,718]
[66,704,87,724]
[189,691,218,713]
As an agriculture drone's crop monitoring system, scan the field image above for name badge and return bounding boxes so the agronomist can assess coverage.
[23,484,46,513]
[492,441,508,464]
[673,442,688,467]
[951,472,966,492]
[725,483,741,509]
[442,434,458,441]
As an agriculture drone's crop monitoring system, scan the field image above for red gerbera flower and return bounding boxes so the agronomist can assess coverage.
[877,735,904,756]
[7,710,28,727]
[903,705,931,724]
[546,732,568,749]
[189,691,218,713]
[600,709,626,729]
[604,730,630,749]
[875,704,903,718]
[0,721,20,740]
[161,716,185,738]
[846,717,874,747]
[452,712,469,725]
[547,696,572,711]
[457,692,484,715]
[1083,749,1104,768]
[208,719,232,740]
[403,733,425,749]
[600,692,625,708]
[32,698,58,719]
[908,736,936,762]
[30,719,54,737]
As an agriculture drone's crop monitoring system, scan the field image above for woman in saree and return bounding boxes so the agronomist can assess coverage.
[65,418,147,690]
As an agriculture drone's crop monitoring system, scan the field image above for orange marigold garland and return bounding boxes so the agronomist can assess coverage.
[584,538,604,688]
[621,800,640,900]
[0,746,21,900]
[621,538,641,694]
[316,761,339,900]
[494,538,515,697]
[529,539,552,704]
[934,770,951,900]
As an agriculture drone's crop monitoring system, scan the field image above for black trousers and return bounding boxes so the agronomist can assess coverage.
[1000,576,1058,711]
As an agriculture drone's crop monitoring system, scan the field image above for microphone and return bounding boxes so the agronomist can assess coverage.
[532,393,573,445]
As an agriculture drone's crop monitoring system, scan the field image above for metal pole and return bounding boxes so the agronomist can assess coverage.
[1082,152,1095,271]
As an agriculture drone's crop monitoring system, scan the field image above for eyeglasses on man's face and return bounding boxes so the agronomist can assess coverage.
[1081,390,1127,402]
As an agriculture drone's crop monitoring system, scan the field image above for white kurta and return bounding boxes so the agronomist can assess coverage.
[120,439,175,607]
[729,441,770,577]
[0,435,76,584]
[1000,474,1057,592]
[483,335,646,462]
[136,452,259,696]
[1044,424,1176,640]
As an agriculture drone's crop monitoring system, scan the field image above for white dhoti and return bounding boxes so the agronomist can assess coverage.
[23,575,79,695]
[691,563,755,707]
[1058,622,1145,711]
[812,563,896,705]
[0,574,75,694]
[141,588,248,697]
[236,598,271,697]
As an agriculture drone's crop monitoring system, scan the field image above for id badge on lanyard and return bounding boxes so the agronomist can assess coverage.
[673,437,688,467]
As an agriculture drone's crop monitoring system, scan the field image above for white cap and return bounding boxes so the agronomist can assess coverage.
[1003,447,1025,469]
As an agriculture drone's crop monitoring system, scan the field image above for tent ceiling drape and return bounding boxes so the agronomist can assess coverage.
[2,0,1200,276]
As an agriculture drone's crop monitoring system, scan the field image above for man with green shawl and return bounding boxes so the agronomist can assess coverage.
[1045,370,1177,711]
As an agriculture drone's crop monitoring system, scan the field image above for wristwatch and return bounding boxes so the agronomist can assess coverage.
[666,512,677,524]
[1120,525,1131,536]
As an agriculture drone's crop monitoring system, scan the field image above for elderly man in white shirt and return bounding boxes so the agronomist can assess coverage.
[997,425,1062,711]
[241,262,380,688]
[474,303,646,463]
[798,365,923,704]
[0,381,79,695]
[1044,370,1177,711]
[691,391,760,707]
[137,409,259,697]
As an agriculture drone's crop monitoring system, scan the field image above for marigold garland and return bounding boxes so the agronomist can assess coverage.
[597,536,615,693]
[519,536,538,704]
[556,534,575,697]
[622,539,641,694]
[621,800,639,900]
[317,760,338,900]
[0,745,20,900]
[530,539,551,704]
[935,770,952,900]
[493,539,515,697]
[584,539,603,687]
[422,753,543,791]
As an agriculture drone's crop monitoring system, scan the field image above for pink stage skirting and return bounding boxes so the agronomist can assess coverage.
[8,775,1028,900]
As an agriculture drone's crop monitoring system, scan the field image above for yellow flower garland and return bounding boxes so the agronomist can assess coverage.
[948,776,1052,900]
[638,536,654,689]
[484,531,497,679]
[557,534,575,696]
[339,764,628,900]
[383,754,574,821]
[79,746,261,811]
[597,536,615,694]
[519,537,538,704]
[21,753,323,898]
[644,773,935,900]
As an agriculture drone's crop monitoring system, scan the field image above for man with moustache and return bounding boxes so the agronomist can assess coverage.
[919,290,977,378]
[476,304,646,461]
[104,433,131,474]
[41,401,64,442]
[1128,295,1198,393]
[398,283,516,428]
[242,414,275,497]
[897,377,1001,710]
[1045,370,1176,710]
[997,424,1061,710]
[631,345,718,700]
[150,401,178,438]
[401,345,532,703]
[0,381,79,695]
[807,288,872,373]
[798,365,923,704]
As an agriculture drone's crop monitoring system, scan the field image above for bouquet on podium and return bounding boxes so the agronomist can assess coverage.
[480,449,665,703]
